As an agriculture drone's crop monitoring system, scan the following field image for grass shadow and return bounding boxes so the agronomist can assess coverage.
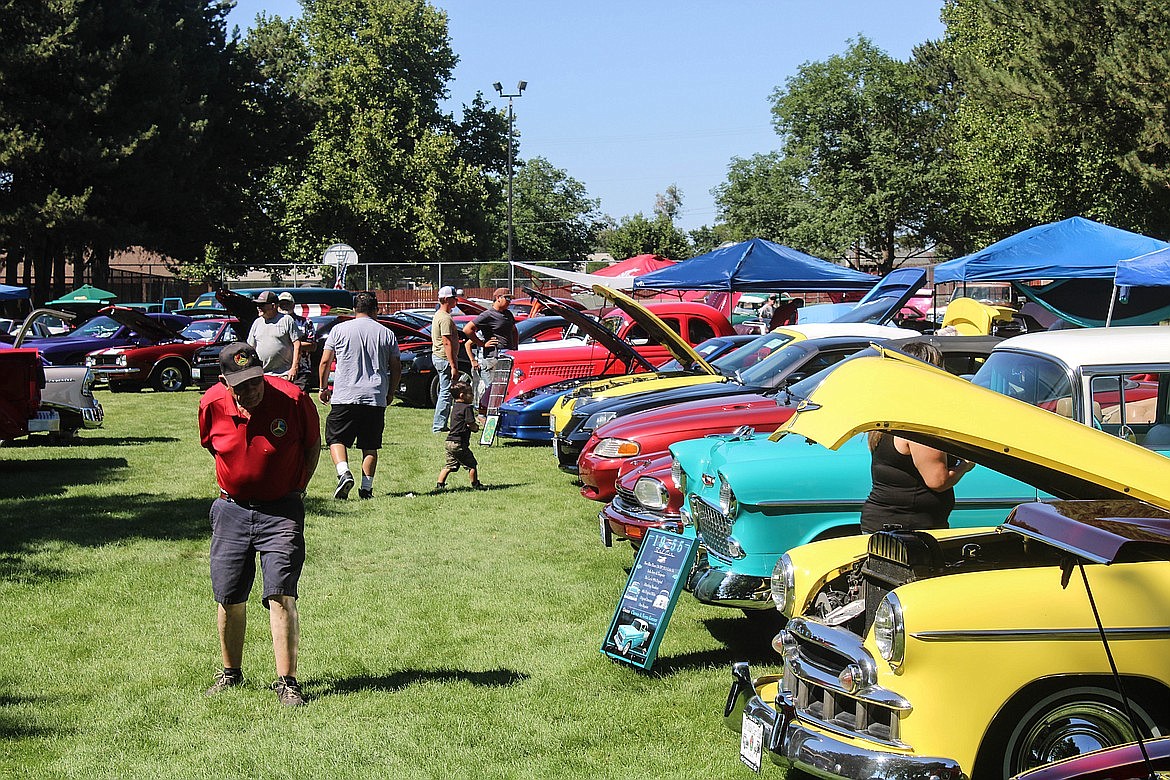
[0,692,63,739]
[317,667,529,697]
[648,616,781,676]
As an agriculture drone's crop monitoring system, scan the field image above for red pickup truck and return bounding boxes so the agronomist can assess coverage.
[488,287,735,403]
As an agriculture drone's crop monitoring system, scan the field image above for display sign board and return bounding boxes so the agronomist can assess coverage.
[478,414,499,446]
[601,529,697,670]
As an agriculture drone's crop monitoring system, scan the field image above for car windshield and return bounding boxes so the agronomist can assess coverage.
[712,332,800,375]
[736,343,820,388]
[657,338,729,372]
[68,315,123,339]
[972,352,1075,418]
[180,321,224,341]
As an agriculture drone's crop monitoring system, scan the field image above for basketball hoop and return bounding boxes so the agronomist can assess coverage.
[322,243,357,289]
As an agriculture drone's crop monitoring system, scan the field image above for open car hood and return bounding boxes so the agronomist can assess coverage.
[215,289,261,332]
[100,306,186,343]
[594,284,717,374]
[522,287,655,372]
[773,347,1170,512]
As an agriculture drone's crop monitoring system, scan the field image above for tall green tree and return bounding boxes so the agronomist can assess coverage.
[510,156,602,264]
[600,212,692,261]
[715,37,945,273]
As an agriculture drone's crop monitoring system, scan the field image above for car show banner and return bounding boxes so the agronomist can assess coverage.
[601,529,697,670]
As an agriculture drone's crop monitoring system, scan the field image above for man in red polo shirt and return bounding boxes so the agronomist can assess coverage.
[198,342,320,706]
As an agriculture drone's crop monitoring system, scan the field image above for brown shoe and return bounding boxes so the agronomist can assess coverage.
[272,676,306,707]
[205,669,244,696]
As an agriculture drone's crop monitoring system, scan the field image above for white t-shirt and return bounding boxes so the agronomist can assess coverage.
[324,316,399,406]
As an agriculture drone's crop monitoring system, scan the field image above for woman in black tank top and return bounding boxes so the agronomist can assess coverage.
[859,342,975,533]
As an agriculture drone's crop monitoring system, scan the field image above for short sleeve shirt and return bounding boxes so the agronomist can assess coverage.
[432,308,458,358]
[324,316,399,406]
[247,313,297,374]
[471,308,517,352]
[198,376,321,501]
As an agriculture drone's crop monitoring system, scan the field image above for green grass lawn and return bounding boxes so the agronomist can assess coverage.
[0,388,785,779]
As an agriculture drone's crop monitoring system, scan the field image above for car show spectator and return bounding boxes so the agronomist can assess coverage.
[433,382,486,492]
[198,342,320,707]
[247,290,299,382]
[463,287,519,405]
[861,341,975,532]
[318,291,400,500]
[431,286,461,433]
[277,292,316,390]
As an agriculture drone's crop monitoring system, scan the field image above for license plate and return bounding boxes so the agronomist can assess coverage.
[599,514,612,547]
[740,712,764,773]
[191,368,201,379]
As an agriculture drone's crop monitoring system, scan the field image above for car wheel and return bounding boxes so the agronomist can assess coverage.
[151,361,189,392]
[981,685,1162,777]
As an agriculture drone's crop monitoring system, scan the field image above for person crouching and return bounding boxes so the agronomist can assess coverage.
[433,383,486,492]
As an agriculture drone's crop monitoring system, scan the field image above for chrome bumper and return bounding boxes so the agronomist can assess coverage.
[688,549,771,609]
[91,366,139,377]
[724,662,965,780]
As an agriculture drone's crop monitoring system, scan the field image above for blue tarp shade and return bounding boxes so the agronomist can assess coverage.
[632,238,878,292]
[1116,247,1170,287]
[0,284,30,301]
[934,217,1170,282]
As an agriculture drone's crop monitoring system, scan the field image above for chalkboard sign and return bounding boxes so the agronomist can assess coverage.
[601,528,697,670]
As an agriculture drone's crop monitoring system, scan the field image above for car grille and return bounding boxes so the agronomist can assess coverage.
[689,495,733,558]
[486,355,513,416]
[782,618,908,748]
[88,355,122,368]
[531,363,594,379]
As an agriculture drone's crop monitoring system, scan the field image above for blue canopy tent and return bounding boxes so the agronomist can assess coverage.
[1107,247,1170,325]
[0,284,30,301]
[934,217,1170,327]
[632,238,878,294]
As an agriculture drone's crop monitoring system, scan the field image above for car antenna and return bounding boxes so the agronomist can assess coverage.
[1073,559,1156,775]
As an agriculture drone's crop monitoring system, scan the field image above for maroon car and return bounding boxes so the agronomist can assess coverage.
[598,453,686,548]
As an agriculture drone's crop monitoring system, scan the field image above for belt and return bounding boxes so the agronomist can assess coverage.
[218,489,303,509]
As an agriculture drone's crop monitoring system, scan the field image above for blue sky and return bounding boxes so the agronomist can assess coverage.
[227,1,946,231]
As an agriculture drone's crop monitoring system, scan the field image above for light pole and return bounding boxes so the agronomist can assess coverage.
[493,80,525,291]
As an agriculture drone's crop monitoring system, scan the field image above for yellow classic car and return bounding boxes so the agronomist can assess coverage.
[725,347,1170,779]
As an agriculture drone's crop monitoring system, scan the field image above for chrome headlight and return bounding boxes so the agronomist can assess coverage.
[595,438,640,458]
[718,473,737,516]
[84,355,95,367]
[771,554,795,616]
[116,354,127,367]
[670,457,687,493]
[632,477,669,510]
[512,368,525,383]
[586,411,618,430]
[873,593,906,666]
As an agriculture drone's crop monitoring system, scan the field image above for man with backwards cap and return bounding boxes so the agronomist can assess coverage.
[462,287,519,407]
[431,286,461,433]
[198,342,320,707]
[247,290,300,383]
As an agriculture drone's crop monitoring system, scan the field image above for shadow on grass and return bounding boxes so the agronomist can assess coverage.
[373,483,524,498]
[0,691,61,739]
[0,457,129,499]
[317,667,529,696]
[0,494,211,582]
[647,616,781,676]
[0,435,178,449]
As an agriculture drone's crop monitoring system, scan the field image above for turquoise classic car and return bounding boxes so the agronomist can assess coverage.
[672,326,1170,619]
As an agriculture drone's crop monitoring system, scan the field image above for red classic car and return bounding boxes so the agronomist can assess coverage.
[598,454,686,548]
[490,286,734,403]
[86,308,241,392]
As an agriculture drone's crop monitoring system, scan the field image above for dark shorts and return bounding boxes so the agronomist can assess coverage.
[209,494,305,607]
[325,403,385,451]
[444,440,477,471]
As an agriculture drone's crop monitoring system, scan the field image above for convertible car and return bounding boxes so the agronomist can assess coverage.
[674,326,1170,622]
[723,346,1170,779]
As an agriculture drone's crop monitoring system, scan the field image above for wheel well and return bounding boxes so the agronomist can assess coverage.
[151,357,190,377]
[973,674,1170,775]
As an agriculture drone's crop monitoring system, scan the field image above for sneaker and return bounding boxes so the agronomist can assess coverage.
[431,482,446,493]
[334,471,355,499]
[471,481,488,491]
[358,488,373,500]
[205,669,243,696]
[272,676,306,707]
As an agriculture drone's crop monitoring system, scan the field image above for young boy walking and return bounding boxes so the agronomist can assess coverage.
[434,383,486,491]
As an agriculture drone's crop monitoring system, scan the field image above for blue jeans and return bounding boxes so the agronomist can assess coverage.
[432,354,453,432]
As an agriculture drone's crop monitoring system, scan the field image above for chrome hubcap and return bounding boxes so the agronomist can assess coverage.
[1016,701,1136,770]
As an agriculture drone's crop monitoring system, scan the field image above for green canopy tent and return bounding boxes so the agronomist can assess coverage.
[45,284,117,305]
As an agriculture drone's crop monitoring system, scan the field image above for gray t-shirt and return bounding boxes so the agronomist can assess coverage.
[247,313,297,374]
[324,316,399,407]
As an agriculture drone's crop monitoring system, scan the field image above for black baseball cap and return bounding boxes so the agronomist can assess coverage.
[219,342,264,386]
